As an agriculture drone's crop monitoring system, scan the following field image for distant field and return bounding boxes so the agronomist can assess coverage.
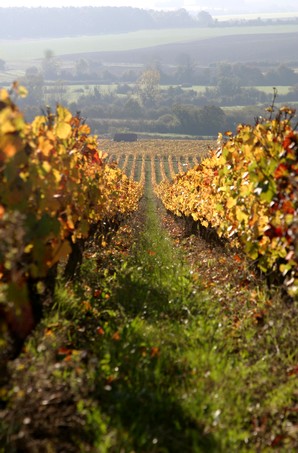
[0,69,24,84]
[182,85,292,94]
[0,80,292,104]
[1,24,298,62]
[43,84,296,104]
[215,12,298,21]
[255,86,291,94]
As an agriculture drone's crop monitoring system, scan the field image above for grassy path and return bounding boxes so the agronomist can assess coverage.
[81,169,222,451]
[1,163,297,452]
[74,169,297,451]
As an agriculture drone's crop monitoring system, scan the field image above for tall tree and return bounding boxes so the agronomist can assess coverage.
[197,11,214,27]
[42,50,59,80]
[137,68,160,106]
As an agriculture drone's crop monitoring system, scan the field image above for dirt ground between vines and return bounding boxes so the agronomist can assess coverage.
[158,202,269,324]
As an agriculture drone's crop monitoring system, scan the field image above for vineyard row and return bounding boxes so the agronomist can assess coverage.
[155,109,298,298]
[0,86,143,354]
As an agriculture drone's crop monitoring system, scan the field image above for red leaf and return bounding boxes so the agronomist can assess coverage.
[274,163,288,179]
[287,365,298,376]
[283,132,297,154]
[271,434,284,447]
[112,331,121,341]
[233,254,242,263]
[96,326,104,335]
[282,200,294,214]
[151,347,160,358]
[57,347,73,358]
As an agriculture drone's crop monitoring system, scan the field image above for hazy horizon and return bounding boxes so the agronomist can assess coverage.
[1,0,298,15]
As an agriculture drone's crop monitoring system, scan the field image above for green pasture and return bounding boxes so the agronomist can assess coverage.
[54,83,294,105]
[255,85,291,94]
[177,85,211,92]
[180,85,292,94]
[162,85,292,94]
[66,83,118,92]
[1,24,298,62]
[65,84,118,102]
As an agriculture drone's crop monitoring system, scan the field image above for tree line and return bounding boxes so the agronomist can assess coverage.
[0,7,212,39]
[11,57,298,138]
[16,74,288,138]
[1,7,297,40]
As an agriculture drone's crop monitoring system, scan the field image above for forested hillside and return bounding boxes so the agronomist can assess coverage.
[1,7,200,39]
[0,6,297,39]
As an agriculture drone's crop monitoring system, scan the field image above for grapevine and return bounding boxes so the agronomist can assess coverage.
[0,85,143,348]
[156,109,298,298]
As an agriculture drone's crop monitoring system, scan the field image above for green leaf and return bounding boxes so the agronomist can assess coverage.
[29,214,60,239]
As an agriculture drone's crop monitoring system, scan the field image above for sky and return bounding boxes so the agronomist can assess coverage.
[1,0,298,13]
[1,1,160,7]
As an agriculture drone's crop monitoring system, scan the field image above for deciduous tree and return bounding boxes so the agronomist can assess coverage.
[137,68,160,107]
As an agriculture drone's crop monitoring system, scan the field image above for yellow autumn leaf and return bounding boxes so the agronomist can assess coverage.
[258,235,270,252]
[50,240,72,266]
[0,88,9,101]
[46,130,56,141]
[226,197,237,209]
[30,115,45,135]
[98,150,108,160]
[240,183,253,197]
[56,105,72,122]
[235,206,249,223]
[38,137,52,156]
[18,85,28,98]
[1,120,16,134]
[191,211,199,221]
[24,244,34,253]
[52,168,61,183]
[42,161,51,173]
[79,124,91,135]
[56,122,72,140]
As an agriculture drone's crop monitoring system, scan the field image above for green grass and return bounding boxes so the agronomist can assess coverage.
[1,24,298,61]
[76,185,218,451]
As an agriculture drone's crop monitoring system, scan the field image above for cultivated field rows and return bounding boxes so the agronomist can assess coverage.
[101,138,217,183]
